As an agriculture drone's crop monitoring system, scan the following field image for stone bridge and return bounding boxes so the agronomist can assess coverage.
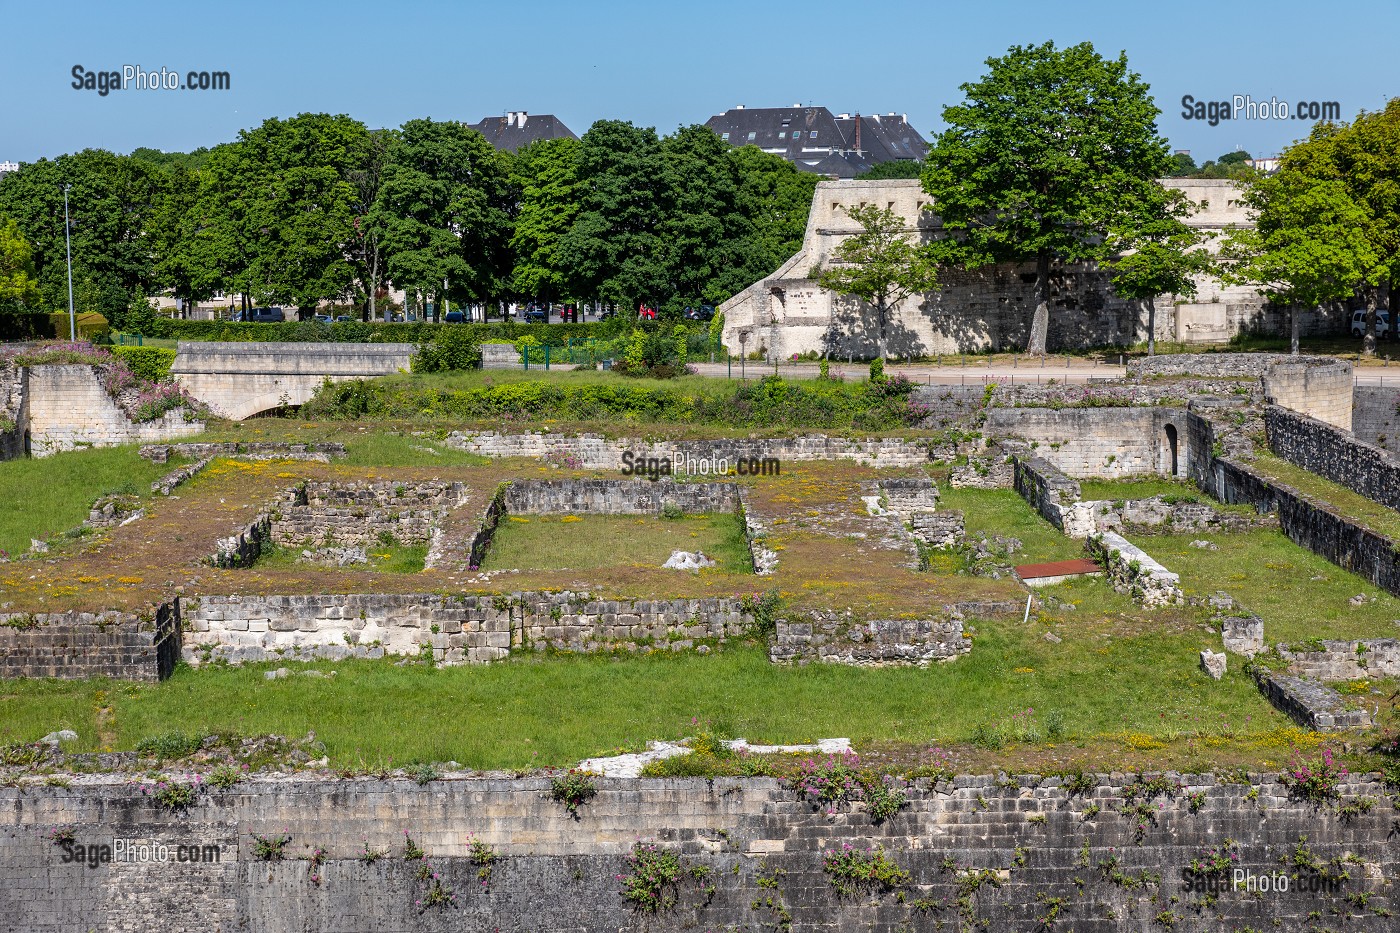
[171,341,415,420]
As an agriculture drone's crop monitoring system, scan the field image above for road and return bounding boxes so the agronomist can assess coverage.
[686,358,1128,385]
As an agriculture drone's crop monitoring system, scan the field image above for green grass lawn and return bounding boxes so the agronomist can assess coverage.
[481,513,752,574]
[0,626,1286,769]
[1078,476,1201,502]
[0,445,173,558]
[939,486,1400,645]
[1150,529,1400,644]
[939,486,1084,563]
[1249,450,1400,541]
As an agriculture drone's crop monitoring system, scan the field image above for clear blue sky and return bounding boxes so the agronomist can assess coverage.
[3,0,1396,164]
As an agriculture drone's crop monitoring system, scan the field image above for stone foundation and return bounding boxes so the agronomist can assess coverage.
[182,592,751,666]
[0,603,180,680]
[1266,405,1400,511]
[503,478,738,515]
[1086,532,1184,607]
[447,431,934,469]
[2,772,1395,933]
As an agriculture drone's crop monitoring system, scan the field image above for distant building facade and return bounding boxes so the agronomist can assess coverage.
[718,178,1329,359]
[466,112,578,152]
[704,105,928,177]
[0,161,19,177]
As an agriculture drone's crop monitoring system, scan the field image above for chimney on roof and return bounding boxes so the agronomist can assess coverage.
[735,104,745,110]
[517,111,528,128]
[854,113,861,155]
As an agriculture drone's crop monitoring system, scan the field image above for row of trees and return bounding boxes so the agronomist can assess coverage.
[0,117,818,330]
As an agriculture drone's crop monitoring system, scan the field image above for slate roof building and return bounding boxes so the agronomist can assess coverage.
[704,105,928,177]
[466,112,578,152]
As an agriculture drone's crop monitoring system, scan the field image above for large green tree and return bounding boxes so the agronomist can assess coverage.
[922,41,1177,354]
[0,150,166,328]
[1291,100,1400,355]
[728,145,818,282]
[1223,168,1378,354]
[1101,188,1214,355]
[817,203,940,360]
[556,120,668,310]
[372,119,512,321]
[508,136,581,304]
[195,114,373,315]
[0,215,40,308]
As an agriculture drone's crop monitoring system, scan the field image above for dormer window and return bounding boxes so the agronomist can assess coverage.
[721,132,730,141]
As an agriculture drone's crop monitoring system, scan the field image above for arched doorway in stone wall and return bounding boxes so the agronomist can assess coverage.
[1164,423,1179,477]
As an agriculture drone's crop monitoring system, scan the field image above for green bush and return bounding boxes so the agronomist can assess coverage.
[110,346,176,382]
[301,373,930,430]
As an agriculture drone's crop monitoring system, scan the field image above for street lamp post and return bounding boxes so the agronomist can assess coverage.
[63,184,75,341]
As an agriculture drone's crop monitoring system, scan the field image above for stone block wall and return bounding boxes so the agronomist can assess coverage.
[1266,405,1400,511]
[1262,358,1353,430]
[1203,457,1400,599]
[0,603,180,680]
[1280,638,1400,682]
[771,614,971,666]
[3,773,1393,933]
[1351,386,1400,451]
[986,406,1189,478]
[448,431,933,469]
[1126,352,1333,380]
[139,441,347,464]
[1008,443,1082,532]
[1086,532,1184,607]
[876,477,939,513]
[270,480,468,548]
[0,363,26,460]
[1252,672,1374,731]
[182,592,751,666]
[24,364,203,457]
[503,479,738,516]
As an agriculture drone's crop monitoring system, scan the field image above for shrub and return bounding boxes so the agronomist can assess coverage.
[619,843,682,912]
[136,731,203,760]
[109,345,176,382]
[550,769,598,817]
[250,831,292,860]
[822,843,910,896]
[1279,746,1346,804]
[791,751,862,808]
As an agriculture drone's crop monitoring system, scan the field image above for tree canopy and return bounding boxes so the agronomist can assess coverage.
[922,40,1178,354]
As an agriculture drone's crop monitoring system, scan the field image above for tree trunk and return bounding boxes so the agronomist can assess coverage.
[1364,286,1378,357]
[876,298,888,361]
[367,240,378,322]
[1291,306,1301,356]
[1146,296,1157,356]
[1026,251,1051,355]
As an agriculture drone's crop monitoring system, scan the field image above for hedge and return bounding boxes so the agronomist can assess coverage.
[144,318,673,346]
[300,374,929,431]
[109,345,177,382]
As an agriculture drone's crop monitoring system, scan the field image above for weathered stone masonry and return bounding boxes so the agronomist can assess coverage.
[182,593,752,666]
[0,603,180,681]
[1266,405,1400,512]
[1,774,1392,933]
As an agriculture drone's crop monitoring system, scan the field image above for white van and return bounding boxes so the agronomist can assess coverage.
[1350,309,1391,338]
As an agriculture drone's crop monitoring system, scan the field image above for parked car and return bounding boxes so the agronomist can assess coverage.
[523,307,548,323]
[314,314,333,324]
[335,315,352,323]
[239,307,285,323]
[637,305,656,320]
[684,304,716,322]
[1350,309,1392,338]
[444,310,465,323]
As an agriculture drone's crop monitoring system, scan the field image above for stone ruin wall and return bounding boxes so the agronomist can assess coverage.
[2,774,1393,933]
